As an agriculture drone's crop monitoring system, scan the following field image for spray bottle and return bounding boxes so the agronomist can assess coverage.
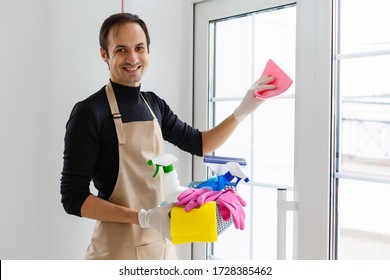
[147,153,187,206]
[194,161,250,191]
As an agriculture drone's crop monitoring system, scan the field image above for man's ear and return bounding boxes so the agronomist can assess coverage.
[100,47,109,64]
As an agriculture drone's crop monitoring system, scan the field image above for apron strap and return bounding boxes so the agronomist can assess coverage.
[140,93,158,120]
[105,81,126,144]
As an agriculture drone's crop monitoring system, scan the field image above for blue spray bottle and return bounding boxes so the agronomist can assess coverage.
[194,156,250,191]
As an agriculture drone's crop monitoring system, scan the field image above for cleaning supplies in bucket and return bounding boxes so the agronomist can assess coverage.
[176,188,246,230]
[147,154,249,244]
[172,155,249,244]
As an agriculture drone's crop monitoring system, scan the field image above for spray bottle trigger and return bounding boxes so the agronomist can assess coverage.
[147,160,161,177]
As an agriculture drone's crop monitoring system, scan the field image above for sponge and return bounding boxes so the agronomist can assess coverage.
[170,202,217,244]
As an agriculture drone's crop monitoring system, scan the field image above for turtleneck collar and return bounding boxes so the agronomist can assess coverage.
[110,80,141,96]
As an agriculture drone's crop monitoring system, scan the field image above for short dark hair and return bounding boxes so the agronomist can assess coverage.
[99,13,150,56]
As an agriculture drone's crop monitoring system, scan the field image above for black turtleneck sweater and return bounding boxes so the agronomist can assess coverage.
[60,81,203,217]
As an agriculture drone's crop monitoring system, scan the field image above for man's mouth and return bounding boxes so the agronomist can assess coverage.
[123,65,141,71]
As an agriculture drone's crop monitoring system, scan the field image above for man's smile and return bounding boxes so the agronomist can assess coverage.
[123,65,141,72]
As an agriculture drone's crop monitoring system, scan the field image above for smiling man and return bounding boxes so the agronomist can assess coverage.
[60,13,275,260]
[100,20,149,86]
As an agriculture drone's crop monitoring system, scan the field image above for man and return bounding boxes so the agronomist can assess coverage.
[60,13,275,260]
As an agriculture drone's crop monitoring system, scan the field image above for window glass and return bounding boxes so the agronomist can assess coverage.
[338,179,390,259]
[339,0,390,54]
[214,16,252,99]
[209,4,296,259]
[336,0,390,259]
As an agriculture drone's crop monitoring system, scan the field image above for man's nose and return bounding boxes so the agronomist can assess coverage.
[126,50,139,64]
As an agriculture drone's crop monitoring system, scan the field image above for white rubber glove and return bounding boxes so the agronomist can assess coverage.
[233,75,276,121]
[138,203,173,241]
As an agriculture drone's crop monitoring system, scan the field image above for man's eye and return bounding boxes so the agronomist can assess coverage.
[136,46,145,52]
[116,48,126,53]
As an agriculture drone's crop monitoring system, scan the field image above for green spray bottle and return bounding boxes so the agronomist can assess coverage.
[147,153,187,206]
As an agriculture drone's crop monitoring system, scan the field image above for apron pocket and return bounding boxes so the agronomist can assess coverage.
[135,239,167,260]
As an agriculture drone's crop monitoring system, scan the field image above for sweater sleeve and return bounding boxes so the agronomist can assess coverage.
[153,95,203,157]
[60,102,99,216]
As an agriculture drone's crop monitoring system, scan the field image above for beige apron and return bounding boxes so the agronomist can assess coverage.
[84,81,177,260]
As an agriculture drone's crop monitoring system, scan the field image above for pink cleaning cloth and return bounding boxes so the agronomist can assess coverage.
[256,59,293,98]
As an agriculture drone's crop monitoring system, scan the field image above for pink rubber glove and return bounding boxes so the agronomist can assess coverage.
[196,190,223,205]
[216,189,247,230]
[179,190,223,212]
[176,188,209,211]
[185,189,224,211]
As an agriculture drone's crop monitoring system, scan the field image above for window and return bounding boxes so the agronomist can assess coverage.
[194,0,333,260]
[210,6,296,260]
[194,0,296,259]
[334,0,390,259]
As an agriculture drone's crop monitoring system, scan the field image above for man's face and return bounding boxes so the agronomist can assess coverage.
[101,22,149,87]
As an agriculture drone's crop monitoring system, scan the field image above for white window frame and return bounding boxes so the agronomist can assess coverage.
[191,0,334,259]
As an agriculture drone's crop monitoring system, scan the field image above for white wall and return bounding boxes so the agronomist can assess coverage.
[0,0,47,259]
[43,0,120,260]
[0,0,194,259]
